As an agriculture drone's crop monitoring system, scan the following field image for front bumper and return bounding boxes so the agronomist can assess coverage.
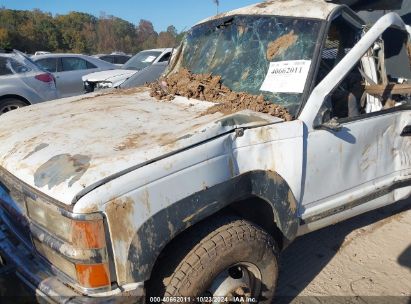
[0,219,145,303]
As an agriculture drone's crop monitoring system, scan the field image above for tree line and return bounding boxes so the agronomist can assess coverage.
[0,8,185,54]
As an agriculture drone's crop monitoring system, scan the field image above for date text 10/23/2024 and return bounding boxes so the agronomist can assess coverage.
[149,296,258,303]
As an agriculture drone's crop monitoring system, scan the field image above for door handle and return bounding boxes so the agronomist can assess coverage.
[401,125,411,136]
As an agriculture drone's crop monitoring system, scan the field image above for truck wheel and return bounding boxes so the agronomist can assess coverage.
[149,217,279,303]
[0,98,27,115]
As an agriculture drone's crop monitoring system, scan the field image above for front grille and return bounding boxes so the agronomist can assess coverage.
[0,209,32,247]
[0,177,32,246]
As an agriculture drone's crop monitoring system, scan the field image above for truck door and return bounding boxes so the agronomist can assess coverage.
[300,12,411,229]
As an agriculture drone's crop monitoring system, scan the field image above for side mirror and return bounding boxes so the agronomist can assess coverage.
[313,97,342,132]
[322,117,342,132]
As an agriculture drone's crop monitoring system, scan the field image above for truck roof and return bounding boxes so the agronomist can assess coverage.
[198,0,340,25]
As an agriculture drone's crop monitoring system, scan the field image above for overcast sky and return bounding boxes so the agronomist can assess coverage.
[0,0,261,32]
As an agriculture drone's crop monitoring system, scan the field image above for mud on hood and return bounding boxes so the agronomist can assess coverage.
[0,89,282,205]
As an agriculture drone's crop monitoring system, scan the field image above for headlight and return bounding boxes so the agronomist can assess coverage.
[33,238,78,280]
[27,198,72,242]
[26,197,111,290]
[96,82,113,89]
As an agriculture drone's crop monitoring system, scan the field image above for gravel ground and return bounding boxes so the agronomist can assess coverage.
[275,198,411,304]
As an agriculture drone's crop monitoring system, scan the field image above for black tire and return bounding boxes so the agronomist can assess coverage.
[147,217,279,304]
[0,98,28,115]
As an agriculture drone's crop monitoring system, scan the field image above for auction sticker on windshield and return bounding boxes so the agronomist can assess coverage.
[260,60,311,94]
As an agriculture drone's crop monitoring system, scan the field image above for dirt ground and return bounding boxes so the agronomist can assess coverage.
[275,198,411,304]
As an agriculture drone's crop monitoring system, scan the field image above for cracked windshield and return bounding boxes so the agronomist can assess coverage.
[179,15,322,115]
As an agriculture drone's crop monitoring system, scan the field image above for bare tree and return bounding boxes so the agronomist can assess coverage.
[212,0,220,15]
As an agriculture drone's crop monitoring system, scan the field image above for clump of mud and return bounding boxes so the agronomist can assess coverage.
[149,69,293,121]
[266,30,298,60]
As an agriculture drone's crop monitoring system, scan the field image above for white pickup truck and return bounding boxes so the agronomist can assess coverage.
[0,0,410,303]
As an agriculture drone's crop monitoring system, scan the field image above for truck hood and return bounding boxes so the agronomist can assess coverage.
[0,89,282,205]
[82,69,137,85]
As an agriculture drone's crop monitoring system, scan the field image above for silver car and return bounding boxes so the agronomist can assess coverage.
[0,49,58,115]
[83,48,173,92]
[33,54,115,98]
[93,53,131,67]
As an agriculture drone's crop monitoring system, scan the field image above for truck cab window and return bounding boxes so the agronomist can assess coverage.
[315,14,364,120]
[317,20,411,125]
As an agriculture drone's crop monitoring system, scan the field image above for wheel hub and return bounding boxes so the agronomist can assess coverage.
[0,104,21,114]
[206,263,261,303]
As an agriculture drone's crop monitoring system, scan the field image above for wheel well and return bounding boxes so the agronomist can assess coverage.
[0,95,30,105]
[149,196,285,283]
[222,196,285,250]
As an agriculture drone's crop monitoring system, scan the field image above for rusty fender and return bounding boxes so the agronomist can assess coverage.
[125,170,298,283]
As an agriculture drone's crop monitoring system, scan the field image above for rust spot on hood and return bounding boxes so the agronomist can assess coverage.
[256,0,276,8]
[114,132,178,151]
[70,87,150,104]
[114,132,148,151]
[266,30,298,60]
[34,154,91,189]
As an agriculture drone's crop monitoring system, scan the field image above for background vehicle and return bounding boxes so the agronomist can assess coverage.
[93,53,131,67]
[34,51,50,56]
[0,1,410,303]
[119,60,169,89]
[0,49,58,115]
[32,53,115,98]
[83,48,173,92]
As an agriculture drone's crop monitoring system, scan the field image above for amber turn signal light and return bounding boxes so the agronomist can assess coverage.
[75,263,110,289]
[72,220,106,249]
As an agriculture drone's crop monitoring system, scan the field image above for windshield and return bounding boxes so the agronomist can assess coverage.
[123,51,162,71]
[174,15,322,115]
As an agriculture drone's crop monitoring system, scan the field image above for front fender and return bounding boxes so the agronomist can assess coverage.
[125,170,298,283]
